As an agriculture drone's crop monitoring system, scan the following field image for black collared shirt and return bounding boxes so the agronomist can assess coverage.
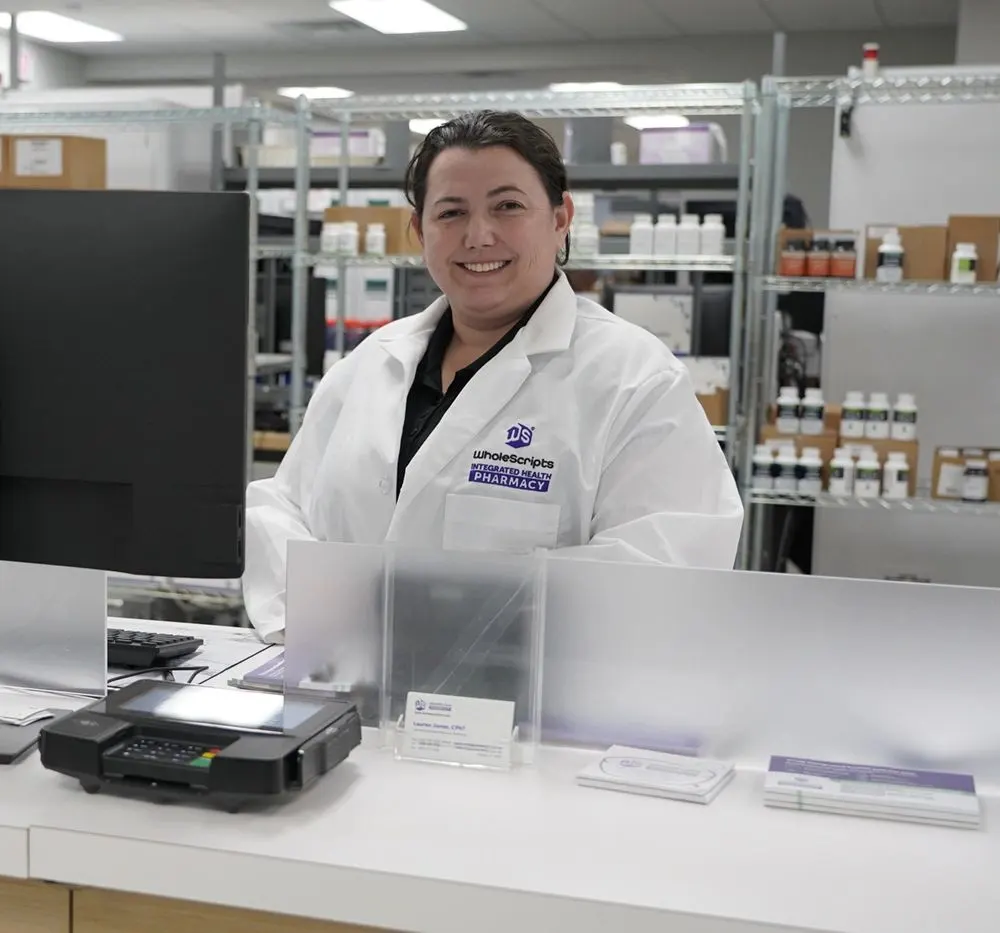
[396,274,559,497]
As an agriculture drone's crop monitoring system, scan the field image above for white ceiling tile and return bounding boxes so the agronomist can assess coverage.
[436,0,585,41]
[655,0,776,34]
[875,0,959,27]
[763,0,883,31]
[533,0,678,39]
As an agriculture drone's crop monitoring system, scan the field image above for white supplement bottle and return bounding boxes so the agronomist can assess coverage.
[891,393,918,441]
[574,222,600,257]
[865,391,891,440]
[629,214,654,256]
[875,228,905,284]
[321,222,342,254]
[653,215,678,256]
[339,221,360,256]
[963,459,990,503]
[797,447,824,496]
[752,445,776,492]
[364,222,386,257]
[882,452,910,500]
[854,449,882,499]
[677,214,701,255]
[828,448,856,496]
[774,447,800,493]
[699,213,726,257]
[950,243,978,285]
[800,387,825,436]
[776,386,801,435]
[841,390,867,439]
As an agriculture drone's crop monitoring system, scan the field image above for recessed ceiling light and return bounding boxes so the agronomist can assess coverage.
[330,0,467,35]
[0,11,122,43]
[625,114,692,130]
[410,118,448,136]
[278,86,354,100]
[549,82,625,92]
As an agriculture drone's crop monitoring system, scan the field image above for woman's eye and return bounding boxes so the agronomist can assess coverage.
[496,201,525,211]
[437,209,463,220]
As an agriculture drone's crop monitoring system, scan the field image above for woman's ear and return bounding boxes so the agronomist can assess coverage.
[555,191,575,235]
[410,211,424,246]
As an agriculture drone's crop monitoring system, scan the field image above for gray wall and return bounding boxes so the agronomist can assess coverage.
[0,35,85,90]
[957,0,1000,64]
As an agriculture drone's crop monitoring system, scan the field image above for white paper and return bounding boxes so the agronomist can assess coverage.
[577,745,735,803]
[15,139,63,177]
[0,688,58,725]
[400,691,515,768]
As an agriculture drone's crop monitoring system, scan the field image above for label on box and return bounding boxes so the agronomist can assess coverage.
[400,692,515,767]
[937,463,965,498]
[15,139,63,177]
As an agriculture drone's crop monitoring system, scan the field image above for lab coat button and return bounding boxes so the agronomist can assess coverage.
[379,478,391,494]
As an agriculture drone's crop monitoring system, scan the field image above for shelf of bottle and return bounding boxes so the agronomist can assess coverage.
[309,254,736,273]
[749,490,1000,516]
[761,276,1000,297]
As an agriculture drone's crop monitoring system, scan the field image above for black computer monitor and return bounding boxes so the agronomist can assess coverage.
[0,188,249,578]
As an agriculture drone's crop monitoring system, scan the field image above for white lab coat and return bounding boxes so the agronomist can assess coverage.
[243,272,743,642]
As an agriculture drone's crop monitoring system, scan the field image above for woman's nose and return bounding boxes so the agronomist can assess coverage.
[464,210,498,248]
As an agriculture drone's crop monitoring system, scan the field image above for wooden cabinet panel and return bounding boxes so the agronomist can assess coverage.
[74,888,389,933]
[0,878,70,933]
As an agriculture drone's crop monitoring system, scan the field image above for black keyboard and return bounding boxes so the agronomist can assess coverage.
[107,628,204,669]
[103,736,223,785]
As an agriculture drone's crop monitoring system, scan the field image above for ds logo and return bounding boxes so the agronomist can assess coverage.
[414,699,427,712]
[505,423,534,449]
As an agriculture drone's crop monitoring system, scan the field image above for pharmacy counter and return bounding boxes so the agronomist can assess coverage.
[0,740,993,933]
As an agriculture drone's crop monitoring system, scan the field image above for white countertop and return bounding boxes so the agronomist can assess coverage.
[11,739,1000,933]
[0,620,996,932]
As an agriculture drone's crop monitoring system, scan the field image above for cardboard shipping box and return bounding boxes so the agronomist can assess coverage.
[1,135,106,190]
[697,389,729,427]
[946,215,1000,283]
[0,137,8,186]
[932,447,1000,501]
[864,225,948,281]
[323,205,420,256]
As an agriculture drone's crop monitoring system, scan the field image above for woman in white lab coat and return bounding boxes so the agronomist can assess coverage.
[243,110,743,643]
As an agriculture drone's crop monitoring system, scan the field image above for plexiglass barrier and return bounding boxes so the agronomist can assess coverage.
[544,555,1000,785]
[283,542,1000,785]
[284,540,385,725]
[382,547,544,768]
[0,560,107,696]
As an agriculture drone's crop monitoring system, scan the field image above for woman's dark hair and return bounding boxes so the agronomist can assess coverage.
[404,109,571,264]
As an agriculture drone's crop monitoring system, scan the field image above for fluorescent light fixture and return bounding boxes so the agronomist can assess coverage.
[410,118,447,136]
[549,82,625,92]
[330,0,467,34]
[625,114,691,130]
[0,11,122,43]
[278,86,354,100]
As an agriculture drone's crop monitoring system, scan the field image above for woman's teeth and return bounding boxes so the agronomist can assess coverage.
[460,261,510,273]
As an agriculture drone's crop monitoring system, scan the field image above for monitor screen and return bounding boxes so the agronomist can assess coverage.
[117,683,325,734]
[0,189,248,577]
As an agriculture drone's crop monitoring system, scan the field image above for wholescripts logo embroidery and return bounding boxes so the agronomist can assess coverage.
[469,424,555,493]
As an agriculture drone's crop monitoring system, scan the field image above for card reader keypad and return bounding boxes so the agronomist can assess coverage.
[108,737,220,769]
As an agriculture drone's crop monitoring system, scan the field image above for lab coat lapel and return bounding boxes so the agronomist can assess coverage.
[393,273,578,517]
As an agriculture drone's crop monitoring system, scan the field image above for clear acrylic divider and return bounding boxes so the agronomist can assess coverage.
[381,546,545,769]
[0,560,107,697]
[542,554,1000,785]
[283,540,386,728]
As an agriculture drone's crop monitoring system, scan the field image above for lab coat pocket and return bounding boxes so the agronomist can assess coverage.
[443,494,561,554]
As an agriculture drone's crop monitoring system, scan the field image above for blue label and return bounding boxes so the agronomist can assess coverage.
[468,468,551,494]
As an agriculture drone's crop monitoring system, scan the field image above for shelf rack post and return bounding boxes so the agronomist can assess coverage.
[289,95,313,437]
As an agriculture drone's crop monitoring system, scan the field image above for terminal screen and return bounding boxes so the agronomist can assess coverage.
[117,683,325,733]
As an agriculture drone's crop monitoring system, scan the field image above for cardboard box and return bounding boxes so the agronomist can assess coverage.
[0,137,8,186]
[323,205,420,256]
[946,215,1000,283]
[933,447,1000,501]
[760,427,918,494]
[864,225,948,281]
[697,389,729,427]
[1,135,106,189]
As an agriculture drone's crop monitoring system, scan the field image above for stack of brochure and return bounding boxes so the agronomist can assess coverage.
[577,745,735,804]
[764,756,981,829]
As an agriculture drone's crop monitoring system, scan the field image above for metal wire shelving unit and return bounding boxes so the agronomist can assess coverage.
[294,82,759,467]
[739,69,1000,572]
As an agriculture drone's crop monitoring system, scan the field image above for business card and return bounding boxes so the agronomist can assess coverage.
[400,691,516,768]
